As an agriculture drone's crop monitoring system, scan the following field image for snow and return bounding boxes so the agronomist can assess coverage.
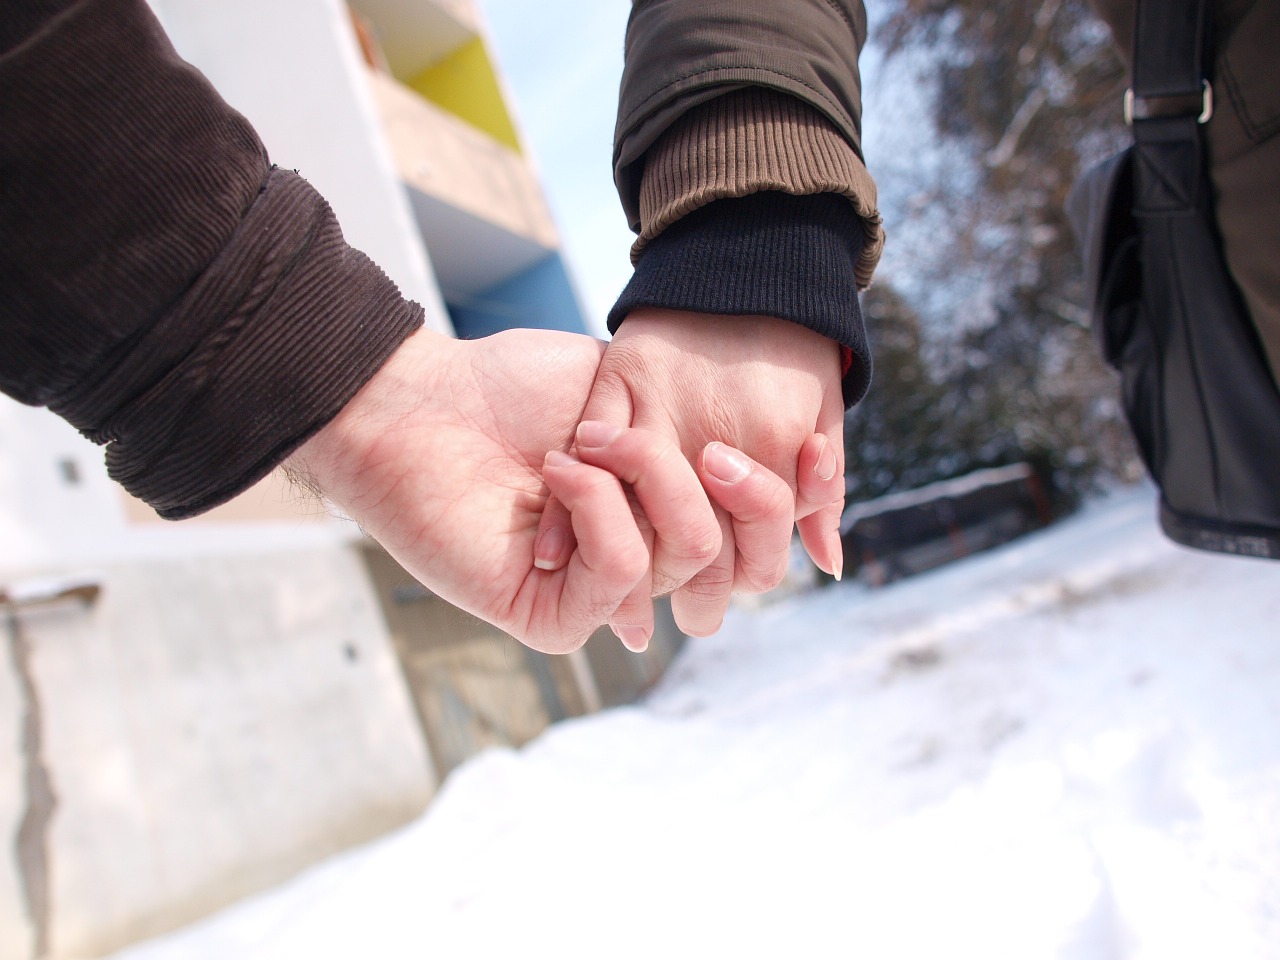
[109,487,1280,959]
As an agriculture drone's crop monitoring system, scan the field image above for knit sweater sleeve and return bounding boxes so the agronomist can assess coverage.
[0,0,423,519]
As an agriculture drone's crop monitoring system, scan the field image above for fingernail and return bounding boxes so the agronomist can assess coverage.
[612,624,650,652]
[815,437,838,482]
[703,442,751,483]
[533,525,568,570]
[833,540,844,582]
[576,421,621,448]
[544,450,579,468]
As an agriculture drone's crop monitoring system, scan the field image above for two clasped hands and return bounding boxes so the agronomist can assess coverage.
[287,307,848,653]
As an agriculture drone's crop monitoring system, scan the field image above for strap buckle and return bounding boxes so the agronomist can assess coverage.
[1124,80,1213,125]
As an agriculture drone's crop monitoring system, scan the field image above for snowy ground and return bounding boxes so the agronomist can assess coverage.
[111,488,1280,959]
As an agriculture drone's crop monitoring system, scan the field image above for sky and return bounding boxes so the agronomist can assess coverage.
[476,1,635,337]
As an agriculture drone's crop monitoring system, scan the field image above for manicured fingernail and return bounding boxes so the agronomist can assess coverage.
[833,551,844,582]
[612,624,650,652]
[576,421,621,448]
[815,437,838,482]
[703,442,751,483]
[533,525,567,571]
[544,450,579,468]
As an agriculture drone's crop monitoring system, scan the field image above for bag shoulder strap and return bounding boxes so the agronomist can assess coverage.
[1128,0,1213,216]
[1128,0,1211,123]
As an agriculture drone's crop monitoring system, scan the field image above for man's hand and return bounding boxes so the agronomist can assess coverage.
[284,327,726,653]
[537,307,848,637]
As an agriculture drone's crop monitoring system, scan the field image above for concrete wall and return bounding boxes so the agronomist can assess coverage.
[361,545,596,778]
[1,396,434,959]
[1,549,435,960]
[0,370,435,960]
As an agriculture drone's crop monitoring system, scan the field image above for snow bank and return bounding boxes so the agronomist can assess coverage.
[109,489,1280,960]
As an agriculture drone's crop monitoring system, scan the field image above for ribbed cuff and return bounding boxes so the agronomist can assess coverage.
[635,87,884,290]
[55,169,424,519]
[610,190,870,407]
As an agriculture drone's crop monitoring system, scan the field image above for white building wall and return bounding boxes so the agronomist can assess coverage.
[149,0,454,336]
[0,398,361,569]
[0,403,125,572]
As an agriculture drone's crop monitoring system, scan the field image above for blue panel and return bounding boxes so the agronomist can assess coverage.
[447,253,588,339]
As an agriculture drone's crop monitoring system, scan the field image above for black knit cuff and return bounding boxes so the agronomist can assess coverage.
[608,191,870,406]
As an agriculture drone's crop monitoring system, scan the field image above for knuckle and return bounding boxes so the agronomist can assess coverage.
[616,542,650,584]
[757,479,796,523]
[740,550,790,594]
[759,555,790,591]
[639,432,690,483]
[650,569,687,597]
[652,522,720,593]
[755,420,809,475]
[648,428,684,463]
[680,567,735,605]
[651,530,723,593]
[755,423,791,465]
[524,630,587,656]
[675,527,722,566]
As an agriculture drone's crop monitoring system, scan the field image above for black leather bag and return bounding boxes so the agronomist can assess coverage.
[1068,0,1280,559]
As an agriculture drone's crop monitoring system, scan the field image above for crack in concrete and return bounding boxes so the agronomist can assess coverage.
[6,610,57,960]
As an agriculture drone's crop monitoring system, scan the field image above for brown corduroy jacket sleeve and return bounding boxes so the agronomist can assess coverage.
[0,0,422,519]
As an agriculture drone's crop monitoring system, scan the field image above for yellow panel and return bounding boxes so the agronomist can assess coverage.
[409,37,521,153]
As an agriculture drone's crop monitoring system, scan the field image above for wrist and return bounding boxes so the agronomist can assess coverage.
[609,191,870,406]
[283,328,458,506]
[619,307,842,393]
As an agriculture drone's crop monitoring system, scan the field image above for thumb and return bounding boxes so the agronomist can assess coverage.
[577,364,636,433]
[530,356,637,573]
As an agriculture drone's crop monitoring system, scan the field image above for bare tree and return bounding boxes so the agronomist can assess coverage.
[865,0,1142,498]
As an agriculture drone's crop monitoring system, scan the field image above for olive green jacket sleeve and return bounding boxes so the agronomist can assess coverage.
[615,1,883,290]
[615,0,883,292]
[635,86,884,291]
[614,0,872,224]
